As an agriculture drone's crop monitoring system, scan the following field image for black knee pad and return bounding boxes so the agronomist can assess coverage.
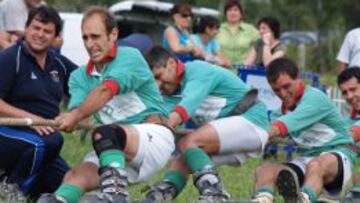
[92,124,127,156]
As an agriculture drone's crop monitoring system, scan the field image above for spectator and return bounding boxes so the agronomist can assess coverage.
[0,5,76,203]
[191,15,231,67]
[162,2,203,62]
[1,0,43,37]
[244,16,286,68]
[117,32,154,55]
[337,28,360,73]
[217,0,259,74]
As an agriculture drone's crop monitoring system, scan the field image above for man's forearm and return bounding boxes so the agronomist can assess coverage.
[76,85,113,120]
[0,99,41,119]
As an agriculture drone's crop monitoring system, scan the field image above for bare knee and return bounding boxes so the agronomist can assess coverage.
[306,159,323,176]
[353,173,360,184]
[255,162,282,182]
[63,163,99,191]
[177,135,198,152]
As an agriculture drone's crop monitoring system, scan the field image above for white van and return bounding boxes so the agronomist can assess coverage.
[60,1,220,66]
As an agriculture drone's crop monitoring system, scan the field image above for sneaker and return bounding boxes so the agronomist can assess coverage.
[193,169,232,203]
[276,168,300,203]
[79,166,131,203]
[239,192,274,203]
[341,188,360,203]
[138,181,177,203]
[37,193,67,203]
[0,179,27,203]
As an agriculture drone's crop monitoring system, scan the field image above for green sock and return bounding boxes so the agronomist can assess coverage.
[55,184,83,203]
[353,184,360,190]
[183,147,214,172]
[163,170,187,195]
[302,185,317,203]
[254,186,275,196]
[99,150,125,168]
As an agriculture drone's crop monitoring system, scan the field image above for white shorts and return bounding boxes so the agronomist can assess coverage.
[209,116,268,164]
[83,123,175,183]
[287,150,352,197]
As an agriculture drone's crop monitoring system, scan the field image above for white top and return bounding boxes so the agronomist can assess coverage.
[0,0,28,32]
[337,28,360,67]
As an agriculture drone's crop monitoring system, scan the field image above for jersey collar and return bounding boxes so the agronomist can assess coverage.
[351,108,360,120]
[86,45,117,75]
[175,60,185,85]
[281,81,306,114]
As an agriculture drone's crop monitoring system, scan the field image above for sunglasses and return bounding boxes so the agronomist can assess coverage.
[180,13,192,18]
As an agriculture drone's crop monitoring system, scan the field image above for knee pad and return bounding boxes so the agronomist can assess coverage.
[92,124,127,156]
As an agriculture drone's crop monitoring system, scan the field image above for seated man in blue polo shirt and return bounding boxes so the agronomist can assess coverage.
[0,5,76,203]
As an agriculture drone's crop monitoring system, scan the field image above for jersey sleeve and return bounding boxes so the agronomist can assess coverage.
[57,54,78,97]
[103,48,150,95]
[67,68,89,110]
[274,90,332,136]
[175,71,217,122]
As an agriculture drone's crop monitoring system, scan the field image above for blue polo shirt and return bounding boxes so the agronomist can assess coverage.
[0,40,77,119]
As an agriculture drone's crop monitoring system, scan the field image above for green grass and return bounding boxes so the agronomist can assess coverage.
[61,131,263,202]
[60,132,295,202]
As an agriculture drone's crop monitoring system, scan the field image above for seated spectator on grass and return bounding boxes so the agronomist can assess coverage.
[0,6,76,203]
[163,2,203,62]
[191,15,231,67]
[244,16,286,68]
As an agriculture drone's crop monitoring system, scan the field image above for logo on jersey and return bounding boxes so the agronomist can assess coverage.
[50,70,60,82]
[31,72,37,80]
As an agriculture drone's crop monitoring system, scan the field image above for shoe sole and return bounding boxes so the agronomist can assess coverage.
[276,168,300,203]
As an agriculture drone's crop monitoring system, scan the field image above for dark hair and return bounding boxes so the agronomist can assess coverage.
[257,16,280,39]
[224,0,244,18]
[146,46,175,70]
[192,15,220,34]
[266,58,299,82]
[170,3,192,16]
[82,6,117,35]
[338,67,360,86]
[25,5,62,36]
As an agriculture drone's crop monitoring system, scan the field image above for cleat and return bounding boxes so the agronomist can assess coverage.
[79,166,131,203]
[0,178,27,203]
[37,193,67,203]
[276,168,300,203]
[193,169,232,203]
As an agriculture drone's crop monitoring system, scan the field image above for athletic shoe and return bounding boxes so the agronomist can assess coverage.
[137,180,177,203]
[37,193,67,203]
[193,169,232,203]
[276,168,301,203]
[79,166,131,203]
[0,178,26,203]
[341,187,360,203]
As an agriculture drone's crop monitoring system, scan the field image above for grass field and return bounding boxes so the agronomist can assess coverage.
[61,131,286,202]
[60,130,360,203]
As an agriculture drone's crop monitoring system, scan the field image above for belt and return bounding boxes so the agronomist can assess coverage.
[142,114,175,134]
[339,144,360,154]
[229,88,259,116]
